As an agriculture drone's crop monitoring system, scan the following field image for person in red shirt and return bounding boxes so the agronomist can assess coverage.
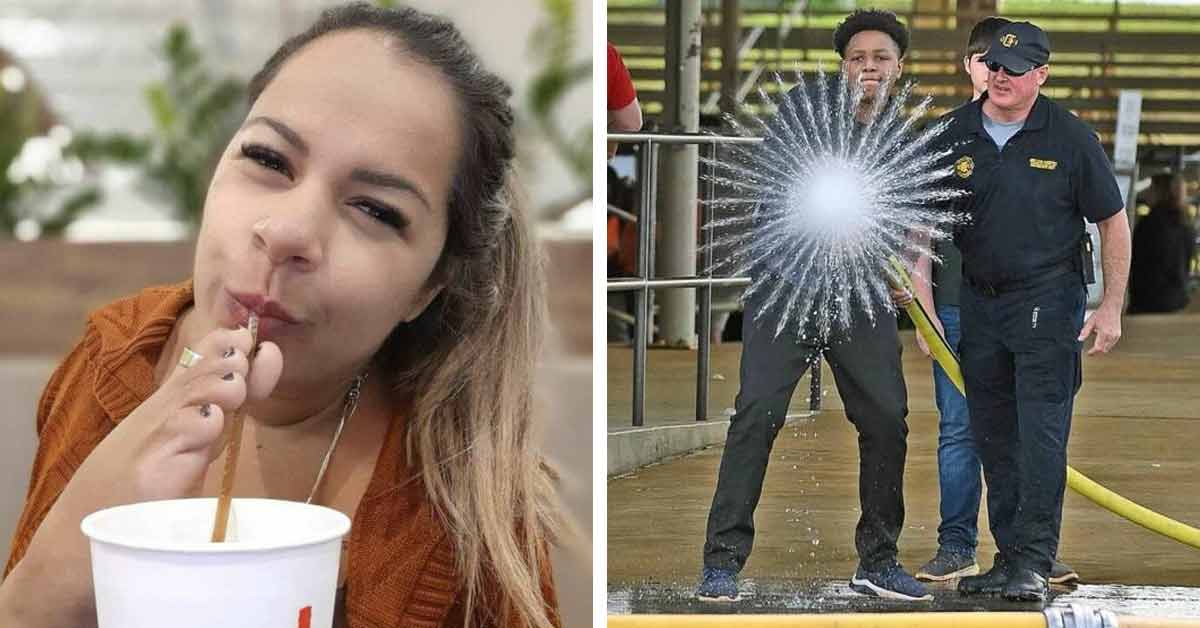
[607,42,642,159]
[606,42,642,332]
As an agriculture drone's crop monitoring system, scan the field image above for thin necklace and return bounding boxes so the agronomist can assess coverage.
[305,373,367,504]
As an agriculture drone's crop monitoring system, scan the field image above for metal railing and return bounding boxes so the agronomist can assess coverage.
[607,132,821,427]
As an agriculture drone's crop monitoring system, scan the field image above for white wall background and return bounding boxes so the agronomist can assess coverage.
[0,0,593,238]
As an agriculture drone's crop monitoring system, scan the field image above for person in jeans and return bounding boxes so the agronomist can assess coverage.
[696,9,931,603]
[910,17,1079,587]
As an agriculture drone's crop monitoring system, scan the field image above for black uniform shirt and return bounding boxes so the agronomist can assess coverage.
[937,92,1124,285]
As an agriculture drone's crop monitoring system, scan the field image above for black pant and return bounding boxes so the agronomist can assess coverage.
[703,300,910,572]
[959,273,1084,577]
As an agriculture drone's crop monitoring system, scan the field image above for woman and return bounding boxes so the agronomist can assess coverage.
[1129,173,1196,314]
[0,4,562,627]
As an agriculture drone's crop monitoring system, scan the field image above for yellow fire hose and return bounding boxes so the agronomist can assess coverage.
[886,256,1200,551]
[608,614,1200,627]
[608,261,1200,628]
[609,614,1043,627]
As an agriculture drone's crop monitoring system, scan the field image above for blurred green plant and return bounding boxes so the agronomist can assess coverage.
[1,23,245,239]
[527,0,592,192]
[69,23,247,230]
[0,56,102,238]
[139,24,247,227]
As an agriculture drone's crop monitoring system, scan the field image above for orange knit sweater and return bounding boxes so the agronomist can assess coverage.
[4,281,557,627]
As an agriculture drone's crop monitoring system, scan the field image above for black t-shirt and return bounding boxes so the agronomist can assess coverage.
[934,93,1124,285]
[1129,205,1196,313]
[932,238,963,306]
[749,80,865,277]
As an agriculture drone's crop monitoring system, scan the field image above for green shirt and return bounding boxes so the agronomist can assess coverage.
[932,238,962,307]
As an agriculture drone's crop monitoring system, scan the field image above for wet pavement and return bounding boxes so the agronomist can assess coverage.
[608,579,1200,618]
[608,311,1200,619]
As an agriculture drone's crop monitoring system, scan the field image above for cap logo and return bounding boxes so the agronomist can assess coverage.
[955,155,975,178]
[1000,33,1018,48]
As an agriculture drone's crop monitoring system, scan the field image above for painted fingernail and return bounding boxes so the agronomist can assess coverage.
[222,372,235,381]
[199,404,212,418]
[222,347,236,359]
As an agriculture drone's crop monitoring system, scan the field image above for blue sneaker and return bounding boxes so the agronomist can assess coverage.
[696,567,739,601]
[850,563,933,601]
[916,548,980,581]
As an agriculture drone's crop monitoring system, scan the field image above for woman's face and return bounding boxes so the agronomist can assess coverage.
[194,30,460,390]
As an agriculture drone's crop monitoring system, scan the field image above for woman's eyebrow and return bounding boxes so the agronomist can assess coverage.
[351,168,433,214]
[244,115,432,213]
[244,116,308,155]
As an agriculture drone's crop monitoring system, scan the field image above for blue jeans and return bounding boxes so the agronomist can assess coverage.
[932,305,982,556]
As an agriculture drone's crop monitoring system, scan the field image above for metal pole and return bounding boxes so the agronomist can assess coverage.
[658,0,702,348]
[607,133,762,144]
[609,277,751,291]
[607,204,637,224]
[608,132,761,427]
[720,0,740,115]
[632,139,655,427]
[810,354,822,412]
[647,140,658,330]
[696,143,717,421]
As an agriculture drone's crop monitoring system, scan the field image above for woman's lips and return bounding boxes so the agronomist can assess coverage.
[225,290,301,340]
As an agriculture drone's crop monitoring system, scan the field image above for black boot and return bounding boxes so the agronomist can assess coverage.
[1002,567,1048,602]
[958,552,1010,596]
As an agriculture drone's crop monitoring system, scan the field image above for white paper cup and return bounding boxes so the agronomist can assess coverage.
[81,498,350,628]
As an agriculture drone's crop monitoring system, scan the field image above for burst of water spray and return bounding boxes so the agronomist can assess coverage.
[702,67,968,342]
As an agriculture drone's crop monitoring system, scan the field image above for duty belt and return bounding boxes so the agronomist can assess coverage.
[965,259,1077,297]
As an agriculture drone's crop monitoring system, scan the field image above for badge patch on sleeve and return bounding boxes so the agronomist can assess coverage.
[1029,158,1058,170]
[955,156,975,178]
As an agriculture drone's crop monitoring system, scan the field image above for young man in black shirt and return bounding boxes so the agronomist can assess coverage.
[696,9,931,603]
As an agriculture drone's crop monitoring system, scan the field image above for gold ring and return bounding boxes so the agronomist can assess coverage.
[178,347,203,369]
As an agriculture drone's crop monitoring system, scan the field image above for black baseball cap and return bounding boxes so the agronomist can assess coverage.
[980,21,1050,74]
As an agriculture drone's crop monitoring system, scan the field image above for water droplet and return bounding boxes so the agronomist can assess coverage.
[699,68,967,342]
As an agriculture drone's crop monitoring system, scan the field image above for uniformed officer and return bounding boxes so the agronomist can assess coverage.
[910,16,1078,588]
[930,21,1131,602]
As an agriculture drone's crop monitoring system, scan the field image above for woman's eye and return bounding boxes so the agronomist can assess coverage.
[241,143,292,179]
[351,199,409,233]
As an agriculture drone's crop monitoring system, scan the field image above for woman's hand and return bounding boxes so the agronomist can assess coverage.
[0,325,283,628]
[131,326,282,500]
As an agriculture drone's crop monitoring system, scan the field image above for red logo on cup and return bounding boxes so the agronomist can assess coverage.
[298,606,312,628]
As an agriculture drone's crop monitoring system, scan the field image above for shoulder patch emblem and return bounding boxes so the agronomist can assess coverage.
[955,155,975,178]
[1029,158,1057,170]
[1000,33,1018,48]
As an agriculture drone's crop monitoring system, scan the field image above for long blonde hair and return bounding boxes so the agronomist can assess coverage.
[249,4,563,626]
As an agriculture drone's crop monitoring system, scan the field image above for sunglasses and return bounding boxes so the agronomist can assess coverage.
[985,60,1032,77]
